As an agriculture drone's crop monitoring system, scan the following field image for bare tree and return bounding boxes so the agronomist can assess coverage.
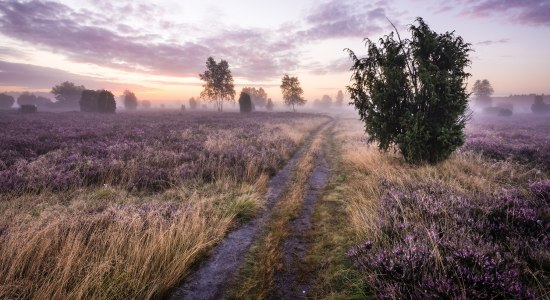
[280,74,306,111]
[199,57,235,112]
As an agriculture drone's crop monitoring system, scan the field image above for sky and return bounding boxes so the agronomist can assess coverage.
[0,0,549,104]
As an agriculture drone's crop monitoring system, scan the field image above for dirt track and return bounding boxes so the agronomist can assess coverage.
[171,122,330,300]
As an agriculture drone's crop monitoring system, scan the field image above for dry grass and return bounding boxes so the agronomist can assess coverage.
[228,124,328,299]
[336,119,546,242]
[0,178,266,299]
[0,116,328,299]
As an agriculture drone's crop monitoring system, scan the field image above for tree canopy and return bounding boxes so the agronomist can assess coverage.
[199,57,235,112]
[347,18,472,164]
[51,81,85,109]
[472,79,494,108]
[280,74,306,111]
[242,87,268,109]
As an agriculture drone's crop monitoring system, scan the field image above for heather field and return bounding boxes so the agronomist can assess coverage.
[335,116,550,299]
[0,111,330,299]
[465,114,550,173]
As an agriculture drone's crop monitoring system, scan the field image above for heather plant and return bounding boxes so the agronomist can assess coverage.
[346,18,472,164]
[348,180,549,299]
[464,115,550,173]
[0,111,328,194]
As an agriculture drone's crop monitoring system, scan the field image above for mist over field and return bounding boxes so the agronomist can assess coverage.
[1,0,549,299]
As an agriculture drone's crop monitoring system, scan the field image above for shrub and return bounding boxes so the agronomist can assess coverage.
[0,93,15,109]
[347,18,472,164]
[239,92,252,113]
[189,97,198,109]
[80,90,116,113]
[531,95,549,114]
[19,104,37,113]
[123,90,138,110]
[266,98,274,111]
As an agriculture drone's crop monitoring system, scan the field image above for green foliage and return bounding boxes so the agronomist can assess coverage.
[347,18,472,164]
[239,92,252,113]
[123,90,138,110]
[199,57,236,112]
[280,74,306,111]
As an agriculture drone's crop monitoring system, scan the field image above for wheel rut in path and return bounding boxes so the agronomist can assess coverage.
[273,135,330,300]
[170,124,326,300]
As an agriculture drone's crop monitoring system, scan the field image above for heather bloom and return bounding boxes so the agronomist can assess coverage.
[0,111,326,194]
[349,180,549,299]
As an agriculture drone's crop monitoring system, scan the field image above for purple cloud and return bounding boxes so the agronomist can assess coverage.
[456,0,550,26]
[299,0,397,40]
[0,60,149,91]
[0,1,299,81]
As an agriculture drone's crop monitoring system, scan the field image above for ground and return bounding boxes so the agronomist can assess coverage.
[0,111,548,299]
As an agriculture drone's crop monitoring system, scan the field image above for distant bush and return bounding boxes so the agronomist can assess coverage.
[141,100,151,109]
[17,92,53,108]
[189,97,198,109]
[79,89,116,113]
[19,104,37,113]
[531,95,549,114]
[239,92,252,113]
[483,106,513,117]
[181,104,186,111]
[266,98,274,111]
[123,90,138,110]
[0,93,15,109]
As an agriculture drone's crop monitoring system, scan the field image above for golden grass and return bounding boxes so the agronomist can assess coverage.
[0,178,266,299]
[335,119,546,243]
[0,117,329,299]
[228,124,328,299]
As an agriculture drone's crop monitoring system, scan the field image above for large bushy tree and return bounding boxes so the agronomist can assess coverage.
[51,81,85,109]
[280,74,306,111]
[199,57,235,112]
[347,18,472,164]
[0,93,15,109]
[123,90,138,110]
